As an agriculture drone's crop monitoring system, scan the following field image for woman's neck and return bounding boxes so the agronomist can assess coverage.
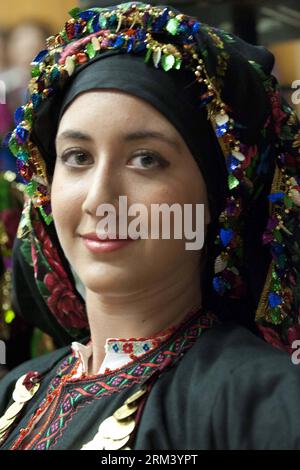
[85,268,202,375]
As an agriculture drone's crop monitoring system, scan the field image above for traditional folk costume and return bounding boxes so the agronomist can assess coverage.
[1,1,300,450]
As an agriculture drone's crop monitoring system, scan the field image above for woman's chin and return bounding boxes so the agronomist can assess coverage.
[79,265,143,296]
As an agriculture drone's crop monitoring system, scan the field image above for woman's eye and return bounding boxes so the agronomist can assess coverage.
[128,152,169,170]
[60,151,93,167]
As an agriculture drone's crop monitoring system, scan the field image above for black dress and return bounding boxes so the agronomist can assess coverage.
[0,312,300,450]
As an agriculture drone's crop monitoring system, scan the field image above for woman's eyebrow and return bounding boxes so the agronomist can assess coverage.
[56,130,93,143]
[56,129,179,150]
[123,130,179,150]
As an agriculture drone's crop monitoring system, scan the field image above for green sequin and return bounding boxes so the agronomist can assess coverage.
[8,138,20,156]
[166,18,179,36]
[39,207,53,226]
[145,48,152,63]
[31,65,40,78]
[86,42,96,59]
[228,174,239,190]
[284,195,293,209]
[99,16,107,29]
[87,18,94,34]
[175,58,182,70]
[274,230,283,243]
[270,308,282,324]
[26,181,38,197]
[162,54,175,71]
[69,7,81,19]
[24,108,33,125]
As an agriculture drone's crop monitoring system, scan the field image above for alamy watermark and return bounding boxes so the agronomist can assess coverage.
[291,80,300,105]
[0,80,6,104]
[0,340,6,365]
[95,196,205,250]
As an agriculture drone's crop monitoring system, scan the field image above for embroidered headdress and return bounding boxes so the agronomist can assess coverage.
[7,2,300,350]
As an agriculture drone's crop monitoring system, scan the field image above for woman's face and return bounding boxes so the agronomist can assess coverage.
[53,90,210,296]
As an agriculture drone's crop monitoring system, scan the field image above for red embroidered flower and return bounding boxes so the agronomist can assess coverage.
[44,271,88,329]
[33,220,68,279]
[31,214,88,330]
[122,343,134,354]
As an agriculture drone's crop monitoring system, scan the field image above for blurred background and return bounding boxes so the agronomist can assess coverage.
[1,0,300,374]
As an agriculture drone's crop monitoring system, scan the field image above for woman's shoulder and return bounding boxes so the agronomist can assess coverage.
[0,345,71,415]
[181,321,297,376]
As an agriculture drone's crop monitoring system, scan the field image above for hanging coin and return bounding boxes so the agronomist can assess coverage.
[124,387,147,406]
[81,434,130,451]
[92,434,130,451]
[113,403,138,421]
[98,416,135,440]
[13,375,40,403]
[0,416,14,433]
[3,402,24,420]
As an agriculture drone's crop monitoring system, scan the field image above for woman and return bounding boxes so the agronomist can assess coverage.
[0,1,300,450]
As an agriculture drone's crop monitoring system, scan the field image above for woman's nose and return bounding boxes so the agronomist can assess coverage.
[81,158,121,216]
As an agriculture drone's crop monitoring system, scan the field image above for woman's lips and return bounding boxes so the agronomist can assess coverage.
[80,233,137,253]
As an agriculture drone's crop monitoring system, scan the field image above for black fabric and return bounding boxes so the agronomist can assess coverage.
[1,323,300,449]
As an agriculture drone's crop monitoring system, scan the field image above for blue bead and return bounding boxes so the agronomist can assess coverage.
[136,28,146,41]
[227,155,240,173]
[74,22,82,36]
[268,192,285,203]
[220,228,233,247]
[31,93,42,109]
[143,11,150,28]
[153,8,169,31]
[199,95,213,107]
[269,292,282,308]
[216,123,228,137]
[213,277,226,295]
[79,10,95,21]
[91,14,100,32]
[32,50,48,64]
[177,23,189,36]
[108,14,117,27]
[127,38,134,53]
[114,36,125,48]
[15,125,29,145]
[192,22,201,34]
[272,243,284,255]
[14,107,24,126]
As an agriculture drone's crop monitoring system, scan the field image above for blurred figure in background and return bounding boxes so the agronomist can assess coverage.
[2,21,52,126]
[0,21,54,376]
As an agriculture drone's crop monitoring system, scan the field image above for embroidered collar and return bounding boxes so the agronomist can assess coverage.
[71,315,186,376]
